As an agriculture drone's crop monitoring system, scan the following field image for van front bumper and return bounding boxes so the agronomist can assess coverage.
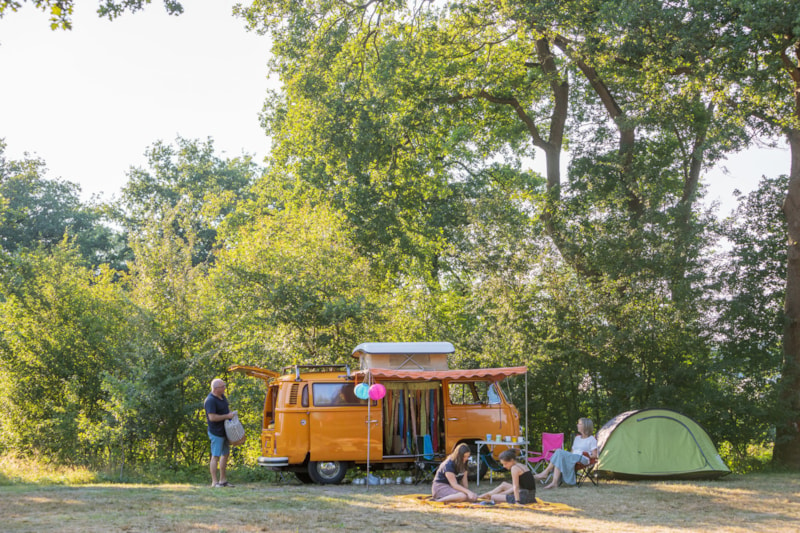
[258,456,290,468]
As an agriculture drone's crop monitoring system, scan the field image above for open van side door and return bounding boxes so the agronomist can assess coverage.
[229,365,280,381]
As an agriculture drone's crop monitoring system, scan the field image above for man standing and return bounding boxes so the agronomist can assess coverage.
[205,378,237,487]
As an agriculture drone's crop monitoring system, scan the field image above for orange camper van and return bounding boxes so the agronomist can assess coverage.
[231,342,526,484]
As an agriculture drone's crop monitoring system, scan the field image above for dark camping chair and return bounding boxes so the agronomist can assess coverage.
[575,452,599,486]
[413,459,438,484]
[478,445,509,483]
[413,435,440,484]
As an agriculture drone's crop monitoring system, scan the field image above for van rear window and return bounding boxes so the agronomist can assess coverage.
[448,381,502,405]
[312,383,368,407]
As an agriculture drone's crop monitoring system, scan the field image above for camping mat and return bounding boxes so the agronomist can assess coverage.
[400,494,577,512]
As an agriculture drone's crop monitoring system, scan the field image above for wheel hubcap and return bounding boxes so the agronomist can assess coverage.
[318,462,339,477]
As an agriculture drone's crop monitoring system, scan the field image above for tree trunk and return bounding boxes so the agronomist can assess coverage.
[776,127,800,468]
[774,39,800,468]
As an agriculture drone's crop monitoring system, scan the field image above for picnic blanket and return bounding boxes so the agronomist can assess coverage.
[401,494,577,512]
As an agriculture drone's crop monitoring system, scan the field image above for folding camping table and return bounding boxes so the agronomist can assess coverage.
[475,439,528,486]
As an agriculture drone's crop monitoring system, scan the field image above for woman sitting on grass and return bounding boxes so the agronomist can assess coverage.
[478,448,537,505]
[431,443,478,503]
[535,417,597,489]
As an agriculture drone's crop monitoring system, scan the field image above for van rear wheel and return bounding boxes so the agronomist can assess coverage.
[308,461,348,484]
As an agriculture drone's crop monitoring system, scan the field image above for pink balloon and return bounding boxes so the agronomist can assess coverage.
[368,383,386,400]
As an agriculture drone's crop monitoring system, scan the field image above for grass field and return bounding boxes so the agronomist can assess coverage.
[2,471,799,532]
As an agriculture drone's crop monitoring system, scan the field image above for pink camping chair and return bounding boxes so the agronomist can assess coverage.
[527,432,565,475]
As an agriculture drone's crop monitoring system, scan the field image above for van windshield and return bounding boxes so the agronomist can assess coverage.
[448,381,502,405]
[312,383,368,407]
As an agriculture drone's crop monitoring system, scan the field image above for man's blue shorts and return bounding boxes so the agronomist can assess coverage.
[208,431,230,458]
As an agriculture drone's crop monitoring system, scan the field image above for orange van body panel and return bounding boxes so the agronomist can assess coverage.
[308,407,383,460]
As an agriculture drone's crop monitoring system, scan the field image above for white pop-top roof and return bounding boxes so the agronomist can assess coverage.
[351,342,455,358]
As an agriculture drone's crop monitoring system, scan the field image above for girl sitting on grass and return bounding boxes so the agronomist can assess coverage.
[477,449,537,505]
[431,443,479,503]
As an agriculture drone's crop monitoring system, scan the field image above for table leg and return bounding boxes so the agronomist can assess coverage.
[476,442,482,487]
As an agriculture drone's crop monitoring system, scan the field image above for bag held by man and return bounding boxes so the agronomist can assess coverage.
[224,413,246,446]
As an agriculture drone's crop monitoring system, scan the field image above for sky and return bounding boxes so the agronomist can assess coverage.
[0,0,274,201]
[0,1,791,215]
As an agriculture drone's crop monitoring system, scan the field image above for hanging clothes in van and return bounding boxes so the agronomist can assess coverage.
[383,382,441,456]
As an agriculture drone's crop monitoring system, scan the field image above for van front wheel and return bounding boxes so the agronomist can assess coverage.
[308,461,348,484]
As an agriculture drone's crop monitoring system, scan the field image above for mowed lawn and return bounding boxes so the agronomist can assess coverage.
[1,473,798,532]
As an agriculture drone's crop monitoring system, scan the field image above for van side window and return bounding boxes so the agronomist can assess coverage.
[449,381,500,405]
[312,383,367,407]
[301,384,309,407]
[487,383,501,404]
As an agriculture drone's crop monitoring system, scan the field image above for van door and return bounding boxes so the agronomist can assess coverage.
[443,380,479,451]
[444,380,512,448]
[308,382,382,461]
[468,381,512,438]
[275,381,311,464]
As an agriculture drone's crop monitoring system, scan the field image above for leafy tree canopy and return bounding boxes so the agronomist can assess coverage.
[0,0,183,30]
[212,202,378,364]
[238,0,736,298]
[0,244,131,459]
[0,141,124,269]
[713,174,789,455]
[117,137,260,265]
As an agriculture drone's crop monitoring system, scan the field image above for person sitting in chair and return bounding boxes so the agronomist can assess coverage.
[431,443,478,503]
[534,417,597,489]
[478,449,537,504]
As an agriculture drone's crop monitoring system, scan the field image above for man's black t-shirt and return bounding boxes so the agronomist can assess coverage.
[204,393,230,437]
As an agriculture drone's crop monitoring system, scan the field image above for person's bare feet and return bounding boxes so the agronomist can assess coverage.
[542,483,558,490]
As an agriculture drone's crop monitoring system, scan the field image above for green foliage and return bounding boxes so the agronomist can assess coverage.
[102,208,219,466]
[2,1,797,472]
[212,202,379,365]
[243,1,549,282]
[235,0,741,444]
[0,143,125,269]
[0,244,131,461]
[245,0,739,288]
[0,0,183,30]
[712,175,789,452]
[717,441,774,475]
[117,137,260,266]
[0,454,100,485]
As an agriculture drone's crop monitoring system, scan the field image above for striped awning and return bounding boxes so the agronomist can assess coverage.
[356,366,527,381]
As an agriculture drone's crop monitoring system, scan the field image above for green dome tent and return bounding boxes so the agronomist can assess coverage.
[597,409,731,480]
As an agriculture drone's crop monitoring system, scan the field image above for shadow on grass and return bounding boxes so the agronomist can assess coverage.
[1,475,799,532]
[562,475,800,532]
